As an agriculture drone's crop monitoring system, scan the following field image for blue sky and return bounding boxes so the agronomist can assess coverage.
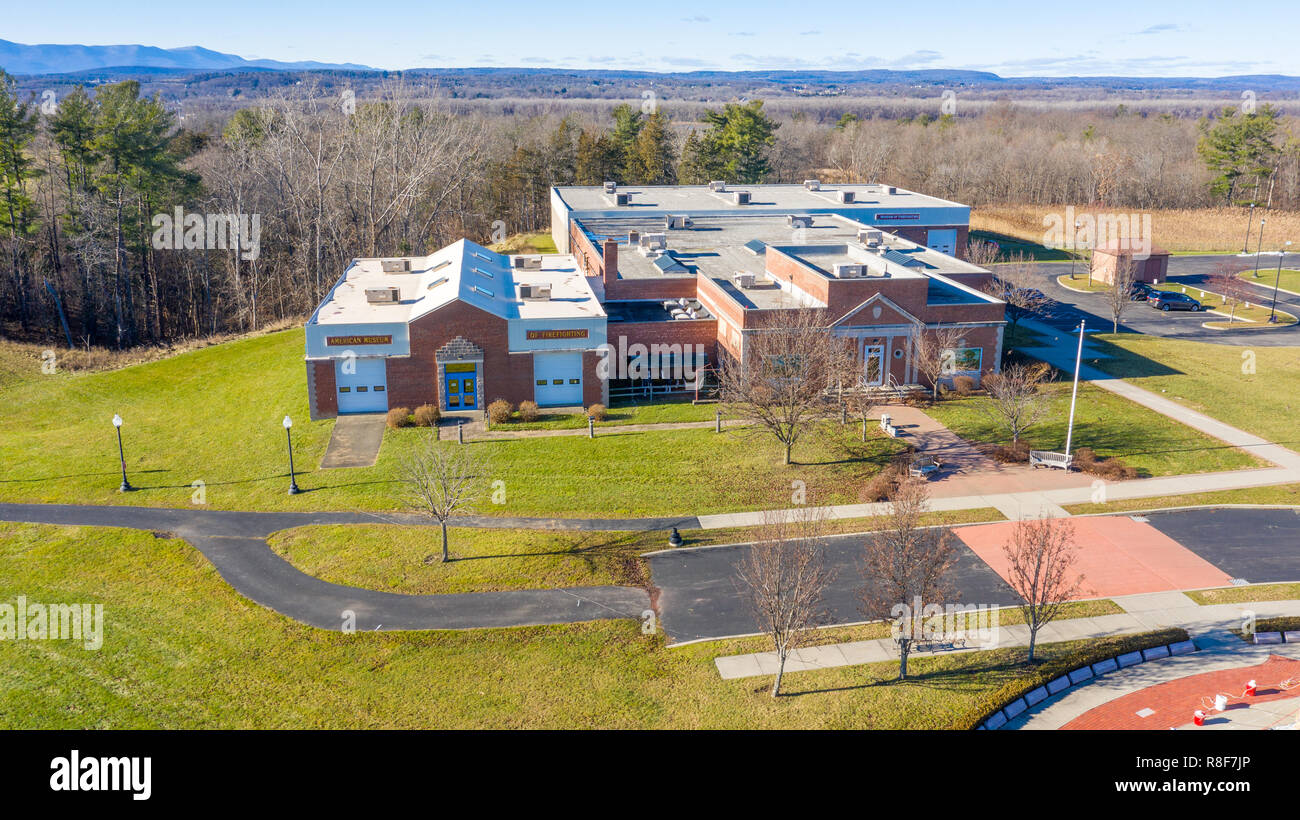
[8,0,1299,76]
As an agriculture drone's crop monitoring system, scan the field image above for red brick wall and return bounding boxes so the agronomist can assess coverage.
[582,351,604,406]
[385,301,525,410]
[605,276,699,301]
[610,319,719,365]
[309,360,338,419]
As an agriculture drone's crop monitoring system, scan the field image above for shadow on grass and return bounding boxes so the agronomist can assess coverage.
[777,651,1035,698]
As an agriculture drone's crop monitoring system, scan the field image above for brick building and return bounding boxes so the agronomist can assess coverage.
[305,181,1006,418]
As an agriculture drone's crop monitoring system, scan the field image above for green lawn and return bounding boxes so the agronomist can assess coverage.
[0,521,1169,729]
[1187,583,1300,606]
[1239,267,1300,296]
[492,399,719,431]
[1065,483,1300,515]
[924,380,1261,477]
[1083,334,1300,449]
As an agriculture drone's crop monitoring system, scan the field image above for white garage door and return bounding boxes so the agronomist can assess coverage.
[927,228,958,256]
[335,357,389,413]
[533,351,583,407]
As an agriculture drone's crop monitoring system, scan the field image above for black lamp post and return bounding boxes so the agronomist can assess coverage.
[112,413,132,492]
[1242,202,1255,254]
[1253,218,1267,278]
[283,415,300,495]
[1269,241,1293,323]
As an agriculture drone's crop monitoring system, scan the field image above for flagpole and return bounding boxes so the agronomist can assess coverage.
[1064,319,1085,463]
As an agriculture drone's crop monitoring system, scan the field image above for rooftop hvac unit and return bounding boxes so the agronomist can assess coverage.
[803,179,821,191]
[832,263,866,279]
[665,214,693,230]
[518,284,551,301]
[886,186,898,194]
[788,214,813,229]
[603,181,617,193]
[837,190,856,204]
[732,191,751,205]
[615,192,633,206]
[627,230,640,245]
[858,229,884,246]
[512,255,543,270]
[365,286,401,303]
[380,258,410,273]
[640,232,667,250]
[708,180,727,192]
[733,272,756,289]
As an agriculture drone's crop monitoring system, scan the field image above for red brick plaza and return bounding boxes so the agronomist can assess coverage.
[1063,655,1300,730]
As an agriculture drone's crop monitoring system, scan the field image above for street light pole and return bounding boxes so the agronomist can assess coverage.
[1253,217,1267,277]
[1242,203,1255,254]
[1064,320,1085,463]
[112,413,132,492]
[283,415,300,495]
[1269,241,1293,323]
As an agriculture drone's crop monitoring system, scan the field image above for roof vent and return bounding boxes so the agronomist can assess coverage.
[858,228,884,246]
[639,232,667,250]
[603,181,617,193]
[788,214,813,229]
[627,230,640,245]
[365,286,401,303]
[708,180,727,192]
[832,263,866,279]
[733,272,756,289]
[512,255,543,270]
[380,258,411,273]
[518,284,552,301]
[887,186,898,195]
[731,190,751,205]
[837,190,856,204]
[665,214,693,230]
[803,179,821,191]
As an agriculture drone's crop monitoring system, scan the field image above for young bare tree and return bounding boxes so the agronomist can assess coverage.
[1209,262,1253,324]
[719,308,853,464]
[964,238,1002,267]
[978,361,1054,444]
[859,478,957,680]
[1002,515,1082,662]
[1104,255,1139,333]
[845,382,888,443]
[909,322,966,401]
[398,430,491,562]
[735,506,837,697]
[985,253,1051,340]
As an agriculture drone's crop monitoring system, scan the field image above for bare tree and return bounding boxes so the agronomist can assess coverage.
[909,322,966,402]
[985,253,1051,340]
[964,238,1002,267]
[979,361,1054,444]
[1104,254,1139,333]
[845,382,888,443]
[735,507,837,697]
[398,430,491,562]
[1209,262,1253,324]
[719,308,853,464]
[859,478,957,680]
[1001,515,1082,662]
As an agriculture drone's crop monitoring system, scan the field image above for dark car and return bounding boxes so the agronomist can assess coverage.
[1147,290,1203,312]
[1128,282,1157,301]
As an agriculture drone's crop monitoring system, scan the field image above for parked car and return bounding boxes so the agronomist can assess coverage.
[1147,291,1204,312]
[1128,282,1157,301]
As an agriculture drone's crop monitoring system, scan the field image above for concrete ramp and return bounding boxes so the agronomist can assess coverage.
[320,413,386,469]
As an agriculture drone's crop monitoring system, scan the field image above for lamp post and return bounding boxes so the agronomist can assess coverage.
[1064,320,1085,464]
[112,413,132,492]
[283,415,300,495]
[1253,217,1267,277]
[1242,202,1255,254]
[1269,241,1293,323]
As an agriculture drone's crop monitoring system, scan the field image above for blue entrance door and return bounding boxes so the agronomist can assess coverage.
[444,364,477,410]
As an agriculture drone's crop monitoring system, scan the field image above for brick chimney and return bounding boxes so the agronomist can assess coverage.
[602,239,619,289]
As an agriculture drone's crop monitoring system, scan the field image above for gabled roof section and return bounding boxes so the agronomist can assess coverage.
[832,292,922,328]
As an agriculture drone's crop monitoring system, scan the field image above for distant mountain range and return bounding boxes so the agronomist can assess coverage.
[0,39,373,74]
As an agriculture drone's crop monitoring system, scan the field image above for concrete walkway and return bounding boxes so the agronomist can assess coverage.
[713,594,1300,682]
[319,413,387,469]
[0,503,649,632]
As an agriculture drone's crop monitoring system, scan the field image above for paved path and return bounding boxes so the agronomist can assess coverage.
[0,503,649,632]
[319,413,387,468]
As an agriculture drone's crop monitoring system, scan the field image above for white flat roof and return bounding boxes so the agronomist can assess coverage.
[309,239,605,327]
[554,182,967,214]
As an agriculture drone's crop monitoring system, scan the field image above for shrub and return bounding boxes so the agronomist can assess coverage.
[585,403,607,422]
[991,439,1031,463]
[413,404,440,427]
[487,399,513,425]
[953,375,976,396]
[1073,447,1098,470]
[1074,448,1137,480]
[386,407,413,429]
[860,461,907,502]
[518,400,540,422]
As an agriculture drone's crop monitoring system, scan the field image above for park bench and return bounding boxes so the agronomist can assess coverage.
[1029,450,1073,470]
[908,454,941,479]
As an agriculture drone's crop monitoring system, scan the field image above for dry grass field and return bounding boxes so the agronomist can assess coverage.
[973,205,1300,254]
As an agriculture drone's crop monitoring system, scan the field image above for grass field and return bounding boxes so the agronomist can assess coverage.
[1064,484,1300,515]
[924,380,1261,477]
[1187,583,1300,606]
[492,399,718,431]
[973,205,1300,254]
[1238,267,1300,296]
[0,521,1167,729]
[0,330,908,516]
[1083,334,1300,449]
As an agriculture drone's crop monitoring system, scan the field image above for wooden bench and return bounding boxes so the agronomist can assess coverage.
[1030,450,1073,470]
